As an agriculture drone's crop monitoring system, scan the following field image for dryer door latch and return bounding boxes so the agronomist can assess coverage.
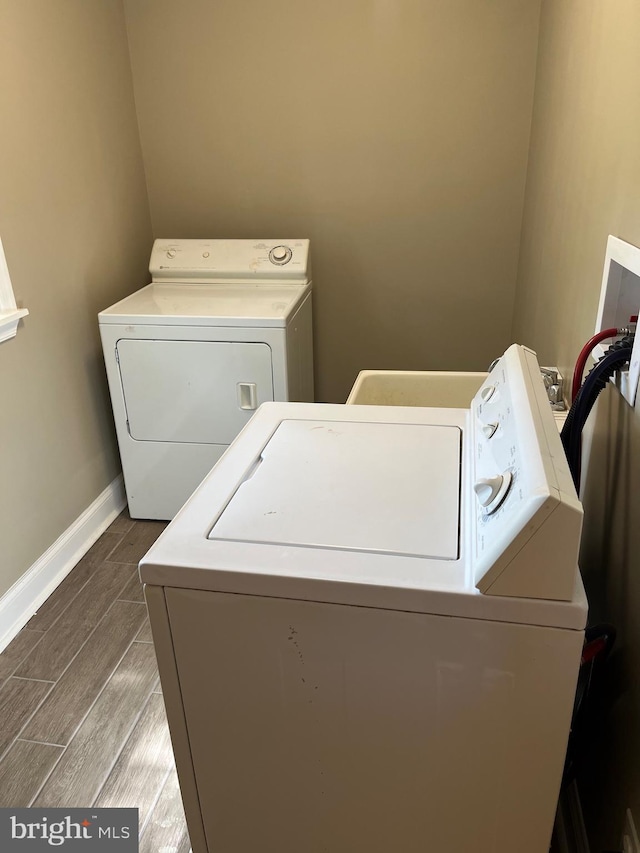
[237,383,258,411]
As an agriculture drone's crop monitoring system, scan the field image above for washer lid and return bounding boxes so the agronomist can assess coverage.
[208,419,461,559]
[140,401,587,630]
[98,282,310,327]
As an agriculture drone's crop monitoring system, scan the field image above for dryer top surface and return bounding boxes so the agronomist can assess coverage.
[98,282,310,327]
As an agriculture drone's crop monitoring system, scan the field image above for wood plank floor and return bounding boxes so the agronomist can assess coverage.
[0,512,191,853]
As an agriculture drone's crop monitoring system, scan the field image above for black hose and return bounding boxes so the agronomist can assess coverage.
[565,344,631,479]
[565,342,633,485]
[561,335,634,488]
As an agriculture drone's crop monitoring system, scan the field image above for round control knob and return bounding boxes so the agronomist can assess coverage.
[481,422,499,439]
[166,249,177,259]
[474,476,504,507]
[474,471,513,514]
[269,245,293,265]
[480,385,496,402]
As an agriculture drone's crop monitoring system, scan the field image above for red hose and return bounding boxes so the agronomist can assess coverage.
[572,328,620,401]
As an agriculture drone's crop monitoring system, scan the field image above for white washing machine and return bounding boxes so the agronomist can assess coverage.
[99,239,313,520]
[141,344,586,853]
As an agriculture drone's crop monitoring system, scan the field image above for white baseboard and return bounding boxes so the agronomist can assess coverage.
[0,474,126,652]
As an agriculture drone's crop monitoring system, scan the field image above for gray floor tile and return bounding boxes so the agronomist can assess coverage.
[106,522,167,566]
[34,643,158,808]
[135,618,153,644]
[93,693,174,826]
[133,617,159,687]
[0,519,187,849]
[22,601,147,746]
[108,510,135,535]
[0,740,63,806]
[16,563,136,682]
[0,678,53,759]
[140,768,190,853]
[27,532,125,632]
[117,568,145,602]
[0,629,45,688]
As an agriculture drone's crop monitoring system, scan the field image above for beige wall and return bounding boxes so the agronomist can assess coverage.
[513,1,640,848]
[124,0,541,402]
[0,1,152,599]
[3,0,637,838]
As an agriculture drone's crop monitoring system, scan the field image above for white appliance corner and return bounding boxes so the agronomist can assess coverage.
[0,474,126,652]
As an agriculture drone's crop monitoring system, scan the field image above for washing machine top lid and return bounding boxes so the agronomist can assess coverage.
[209,419,461,559]
[98,281,310,327]
[141,348,587,631]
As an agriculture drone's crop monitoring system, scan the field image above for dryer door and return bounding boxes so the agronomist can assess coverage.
[116,339,274,444]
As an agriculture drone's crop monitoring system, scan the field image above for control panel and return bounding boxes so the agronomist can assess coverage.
[471,345,583,601]
[150,239,310,282]
[472,368,517,518]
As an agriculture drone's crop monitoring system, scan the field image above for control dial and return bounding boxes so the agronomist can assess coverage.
[474,471,512,514]
[480,385,497,402]
[481,422,499,439]
[269,245,293,265]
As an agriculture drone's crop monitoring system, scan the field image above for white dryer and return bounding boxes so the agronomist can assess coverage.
[99,239,313,520]
[141,344,587,853]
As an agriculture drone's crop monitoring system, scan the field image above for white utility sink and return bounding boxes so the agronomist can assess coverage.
[346,370,488,408]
